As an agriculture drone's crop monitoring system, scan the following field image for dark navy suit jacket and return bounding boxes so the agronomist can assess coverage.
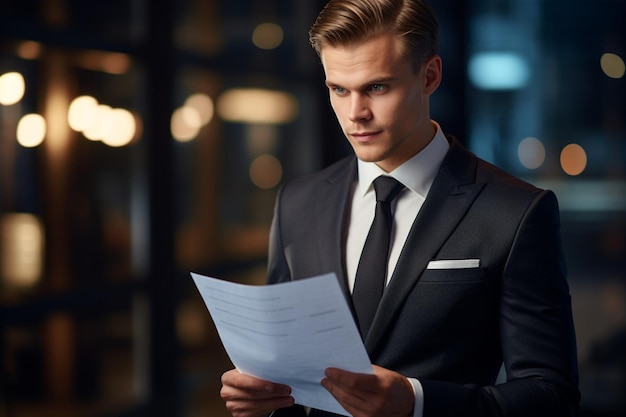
[267,137,580,417]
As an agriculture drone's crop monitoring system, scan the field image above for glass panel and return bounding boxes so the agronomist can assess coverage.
[171,3,326,416]
[1,3,150,416]
[0,42,143,297]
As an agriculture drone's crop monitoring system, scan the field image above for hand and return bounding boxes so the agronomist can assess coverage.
[321,365,415,417]
[220,369,295,417]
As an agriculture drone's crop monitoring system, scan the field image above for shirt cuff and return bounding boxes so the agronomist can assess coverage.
[407,378,424,417]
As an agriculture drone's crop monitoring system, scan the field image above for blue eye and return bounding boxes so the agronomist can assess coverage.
[370,84,385,92]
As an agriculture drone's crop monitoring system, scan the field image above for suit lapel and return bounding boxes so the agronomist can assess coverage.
[365,139,485,351]
[314,157,357,301]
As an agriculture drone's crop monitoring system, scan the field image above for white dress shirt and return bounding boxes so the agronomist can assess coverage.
[345,120,449,417]
[345,121,449,290]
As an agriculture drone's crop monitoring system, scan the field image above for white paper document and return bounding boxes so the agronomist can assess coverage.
[190,272,372,416]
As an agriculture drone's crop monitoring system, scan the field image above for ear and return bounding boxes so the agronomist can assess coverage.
[423,55,442,95]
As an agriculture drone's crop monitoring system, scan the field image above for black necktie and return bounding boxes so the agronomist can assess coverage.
[352,176,404,339]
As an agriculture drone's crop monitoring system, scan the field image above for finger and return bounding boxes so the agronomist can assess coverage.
[221,370,295,417]
[224,396,295,417]
[322,366,415,417]
[222,369,292,397]
[322,367,379,413]
[321,378,371,417]
[321,371,372,413]
[324,367,378,392]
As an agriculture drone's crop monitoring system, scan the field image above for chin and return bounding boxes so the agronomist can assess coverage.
[355,150,386,164]
[354,154,378,163]
[350,145,379,160]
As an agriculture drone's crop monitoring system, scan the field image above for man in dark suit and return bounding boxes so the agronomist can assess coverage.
[220,1,580,416]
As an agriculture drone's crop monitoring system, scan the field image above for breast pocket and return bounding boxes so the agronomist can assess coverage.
[419,266,486,283]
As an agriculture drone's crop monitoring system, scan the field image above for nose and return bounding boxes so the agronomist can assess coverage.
[348,94,372,122]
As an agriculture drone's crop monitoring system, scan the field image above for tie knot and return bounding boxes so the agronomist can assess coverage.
[373,176,404,203]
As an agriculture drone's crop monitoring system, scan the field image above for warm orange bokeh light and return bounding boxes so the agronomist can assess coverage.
[560,144,587,176]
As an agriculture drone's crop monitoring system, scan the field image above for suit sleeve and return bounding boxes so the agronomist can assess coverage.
[264,188,315,417]
[421,190,580,417]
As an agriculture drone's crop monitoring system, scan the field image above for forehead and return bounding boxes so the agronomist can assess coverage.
[320,33,411,85]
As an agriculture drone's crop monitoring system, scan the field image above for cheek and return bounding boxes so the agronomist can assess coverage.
[329,98,348,123]
[396,95,423,124]
[371,101,396,125]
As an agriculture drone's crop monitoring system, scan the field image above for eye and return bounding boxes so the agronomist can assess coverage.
[332,86,347,96]
[369,84,387,93]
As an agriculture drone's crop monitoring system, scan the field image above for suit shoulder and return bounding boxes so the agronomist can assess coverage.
[471,155,562,217]
[281,156,355,196]
[474,154,543,196]
[446,140,555,211]
[445,137,542,197]
[272,156,355,218]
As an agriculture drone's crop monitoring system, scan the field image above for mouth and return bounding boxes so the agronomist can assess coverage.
[350,131,381,143]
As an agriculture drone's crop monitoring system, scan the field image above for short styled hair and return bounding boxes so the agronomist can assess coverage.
[309,0,440,71]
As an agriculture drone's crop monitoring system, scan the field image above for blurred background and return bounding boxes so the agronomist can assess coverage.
[0,0,624,416]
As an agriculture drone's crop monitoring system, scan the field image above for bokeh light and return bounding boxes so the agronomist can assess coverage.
[252,23,284,50]
[171,106,202,142]
[17,40,42,60]
[0,213,44,289]
[0,72,26,105]
[101,108,136,147]
[468,52,530,90]
[68,95,99,132]
[185,93,214,126]
[68,96,137,146]
[249,154,283,189]
[83,104,113,141]
[600,53,625,79]
[76,50,131,75]
[16,113,46,147]
[518,137,546,170]
[217,88,299,125]
[560,144,587,176]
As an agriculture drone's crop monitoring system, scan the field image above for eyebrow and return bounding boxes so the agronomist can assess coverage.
[324,76,398,89]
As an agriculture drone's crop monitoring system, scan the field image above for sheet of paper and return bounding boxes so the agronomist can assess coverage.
[190,272,372,416]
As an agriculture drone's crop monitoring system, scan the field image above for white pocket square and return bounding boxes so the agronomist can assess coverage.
[426,259,480,269]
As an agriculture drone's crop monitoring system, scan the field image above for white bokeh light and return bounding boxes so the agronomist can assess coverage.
[171,106,201,142]
[0,72,26,105]
[185,93,214,126]
[102,108,136,147]
[16,113,46,147]
[518,137,546,170]
[68,95,99,132]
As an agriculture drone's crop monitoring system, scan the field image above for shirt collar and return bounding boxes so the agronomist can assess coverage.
[356,120,450,198]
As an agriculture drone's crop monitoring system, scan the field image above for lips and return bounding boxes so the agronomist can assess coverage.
[350,131,381,142]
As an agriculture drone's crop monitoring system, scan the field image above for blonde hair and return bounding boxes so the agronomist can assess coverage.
[309,0,439,71]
